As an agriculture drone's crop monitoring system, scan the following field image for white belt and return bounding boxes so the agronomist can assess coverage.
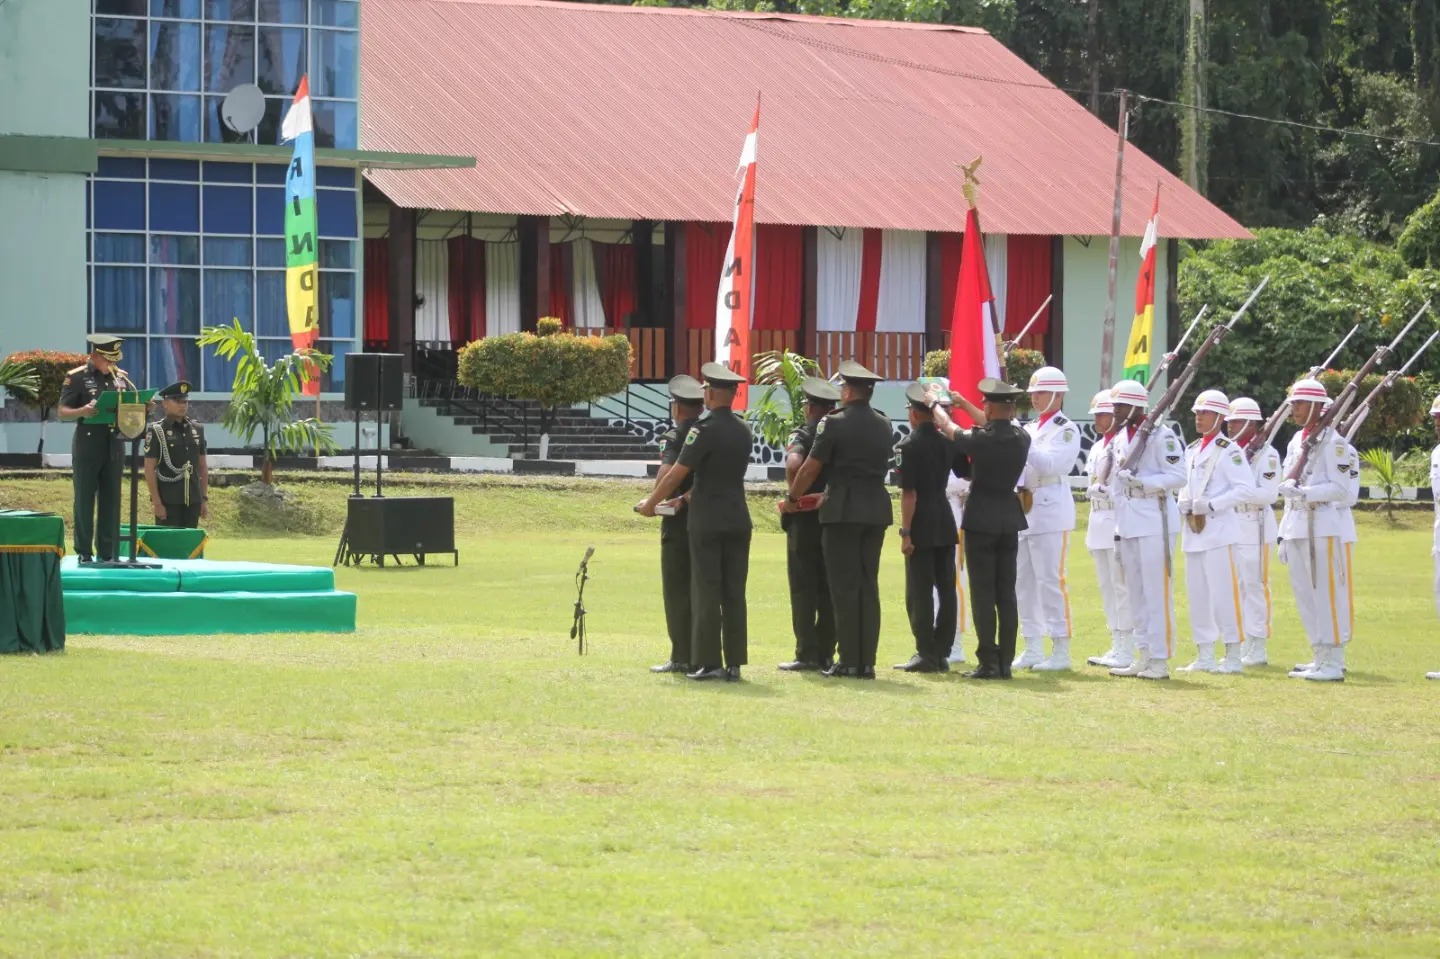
[1123,488,1159,499]
[1028,476,1063,489]
[1091,496,1113,511]
[1235,504,1267,514]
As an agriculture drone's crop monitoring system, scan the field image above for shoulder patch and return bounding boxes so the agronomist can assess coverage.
[1166,454,1181,464]
[683,429,698,446]
[1061,428,1075,442]
[1263,471,1277,480]
[1215,436,1230,448]
[1165,436,1179,452]
[1335,442,1347,456]
[815,417,827,436]
[1230,452,1243,466]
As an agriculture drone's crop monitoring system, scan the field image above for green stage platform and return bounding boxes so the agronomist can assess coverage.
[60,558,356,635]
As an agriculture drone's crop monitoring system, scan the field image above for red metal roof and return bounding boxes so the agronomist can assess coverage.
[361,0,1250,239]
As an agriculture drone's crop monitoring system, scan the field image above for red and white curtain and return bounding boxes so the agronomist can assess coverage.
[816,228,926,333]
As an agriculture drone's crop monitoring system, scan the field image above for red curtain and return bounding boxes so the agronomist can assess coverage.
[854,228,884,333]
[1005,234,1053,345]
[685,222,728,330]
[593,241,635,327]
[547,241,573,327]
[937,231,963,335]
[753,223,804,331]
[363,239,391,346]
[447,237,486,346]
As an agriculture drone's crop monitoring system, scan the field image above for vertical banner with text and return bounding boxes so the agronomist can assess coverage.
[715,102,759,410]
[281,76,321,396]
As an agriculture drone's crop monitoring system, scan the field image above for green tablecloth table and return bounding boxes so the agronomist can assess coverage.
[0,509,66,653]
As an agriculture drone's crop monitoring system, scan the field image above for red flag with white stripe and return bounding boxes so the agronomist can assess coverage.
[947,207,1002,426]
[716,102,758,409]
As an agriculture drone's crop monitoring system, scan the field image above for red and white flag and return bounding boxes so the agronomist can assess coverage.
[716,102,758,409]
[947,206,1002,425]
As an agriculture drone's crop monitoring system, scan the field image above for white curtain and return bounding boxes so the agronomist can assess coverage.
[486,242,521,335]
[985,231,1008,333]
[816,227,863,332]
[415,240,449,344]
[570,238,606,329]
[874,230,926,333]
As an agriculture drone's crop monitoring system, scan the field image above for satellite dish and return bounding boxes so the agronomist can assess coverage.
[221,84,265,136]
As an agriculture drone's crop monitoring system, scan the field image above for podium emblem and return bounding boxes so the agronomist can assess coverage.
[117,400,148,440]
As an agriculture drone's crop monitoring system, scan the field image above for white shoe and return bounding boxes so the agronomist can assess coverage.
[1032,639,1071,671]
[1426,671,1440,680]
[1137,658,1170,680]
[1215,643,1244,674]
[947,647,968,664]
[1305,645,1345,682]
[1013,645,1045,669]
[1177,645,1219,673]
[1241,638,1268,667]
[1087,642,1120,667]
[1110,652,1148,677]
[1289,650,1319,678]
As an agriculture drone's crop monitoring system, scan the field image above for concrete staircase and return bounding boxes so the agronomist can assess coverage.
[412,396,661,460]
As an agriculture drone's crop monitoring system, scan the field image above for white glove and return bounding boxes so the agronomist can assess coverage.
[1277,540,1289,565]
[1117,468,1145,492]
[1192,497,1211,515]
[1177,496,1193,515]
[1086,483,1104,500]
[1279,480,1303,502]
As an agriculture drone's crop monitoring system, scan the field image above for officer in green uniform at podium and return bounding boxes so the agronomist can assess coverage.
[58,334,136,562]
[143,381,209,529]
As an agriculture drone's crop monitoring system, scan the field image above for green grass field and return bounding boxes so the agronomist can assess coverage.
[3,474,1440,957]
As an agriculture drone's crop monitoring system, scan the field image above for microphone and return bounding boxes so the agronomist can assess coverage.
[581,545,595,566]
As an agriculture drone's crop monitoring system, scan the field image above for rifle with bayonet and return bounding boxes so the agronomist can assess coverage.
[1247,322,1361,460]
[1002,295,1052,357]
[1146,304,1209,393]
[1339,327,1440,442]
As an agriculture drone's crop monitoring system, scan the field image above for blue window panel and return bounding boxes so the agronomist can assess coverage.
[204,237,252,266]
[206,0,256,21]
[320,339,354,392]
[94,233,146,264]
[98,0,147,13]
[150,182,200,232]
[315,0,359,28]
[319,239,354,269]
[256,238,285,267]
[204,24,255,94]
[256,163,287,185]
[202,161,253,184]
[98,157,146,179]
[93,180,146,231]
[95,18,147,89]
[255,271,288,336]
[203,185,254,234]
[257,96,288,146]
[119,350,149,389]
[150,94,204,142]
[311,99,356,150]
[319,272,355,339]
[151,0,201,17]
[258,0,307,23]
[93,266,147,333]
[204,269,254,330]
[150,266,201,334]
[316,166,355,189]
[149,159,199,181]
[316,188,357,238]
[151,338,201,389]
[255,187,284,235]
[150,234,201,265]
[150,21,201,92]
[94,92,145,140]
[256,339,292,364]
[257,26,306,95]
[312,29,357,99]
[202,344,239,393]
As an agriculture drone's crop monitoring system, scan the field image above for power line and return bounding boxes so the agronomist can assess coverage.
[1131,92,1440,149]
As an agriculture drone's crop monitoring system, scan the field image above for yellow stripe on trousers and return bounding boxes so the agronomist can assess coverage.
[954,540,968,634]
[1327,539,1341,647]
[1262,542,1271,637]
[1163,548,1174,656]
[1345,542,1354,636]
[1227,545,1243,638]
[1059,531,1072,637]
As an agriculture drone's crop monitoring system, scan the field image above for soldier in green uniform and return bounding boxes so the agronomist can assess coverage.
[787,360,893,679]
[933,379,1031,679]
[646,374,705,674]
[777,377,840,672]
[142,381,209,529]
[635,362,753,681]
[58,334,137,562]
[894,382,958,673]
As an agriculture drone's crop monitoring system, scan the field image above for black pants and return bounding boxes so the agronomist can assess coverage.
[689,528,751,668]
[157,502,202,529]
[72,429,122,560]
[660,532,692,664]
[822,523,886,668]
[905,544,957,662]
[786,514,834,663]
[965,530,1019,670]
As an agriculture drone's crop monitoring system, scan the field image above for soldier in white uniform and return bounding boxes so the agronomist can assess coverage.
[1224,397,1281,667]
[1014,366,1082,671]
[1105,379,1187,680]
[1277,378,1352,682]
[1427,394,1440,681]
[1083,390,1134,669]
[1176,390,1256,674]
[1334,407,1362,652]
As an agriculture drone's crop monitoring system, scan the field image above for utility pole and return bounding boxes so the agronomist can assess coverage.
[1181,0,1209,193]
[1100,89,1130,389]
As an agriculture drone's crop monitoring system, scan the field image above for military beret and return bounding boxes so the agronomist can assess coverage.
[158,381,193,399]
[801,377,841,405]
[699,361,746,388]
[667,374,704,403]
[835,360,883,384]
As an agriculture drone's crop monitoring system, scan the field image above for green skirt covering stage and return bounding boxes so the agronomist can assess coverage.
[0,509,67,653]
[119,525,208,560]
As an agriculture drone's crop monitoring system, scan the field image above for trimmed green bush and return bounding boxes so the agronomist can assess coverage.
[922,347,1044,415]
[3,349,89,453]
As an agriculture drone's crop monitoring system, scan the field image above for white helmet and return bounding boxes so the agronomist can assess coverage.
[1027,366,1068,393]
[1191,389,1231,416]
[1088,390,1113,415]
[1289,377,1329,404]
[1227,397,1263,422]
[1109,379,1148,410]
[1431,393,1440,416]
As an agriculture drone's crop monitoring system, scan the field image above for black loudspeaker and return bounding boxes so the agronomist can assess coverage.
[343,497,457,566]
[345,352,404,411]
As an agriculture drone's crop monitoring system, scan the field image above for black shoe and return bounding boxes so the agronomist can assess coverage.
[77,555,93,564]
[778,660,824,672]
[999,663,1013,679]
[724,666,741,682]
[894,654,939,672]
[858,667,876,680]
[687,665,727,681]
[964,665,1003,680]
[650,661,687,674]
[937,659,951,673]
[822,663,857,678]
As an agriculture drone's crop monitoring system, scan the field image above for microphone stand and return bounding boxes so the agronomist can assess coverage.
[570,549,593,655]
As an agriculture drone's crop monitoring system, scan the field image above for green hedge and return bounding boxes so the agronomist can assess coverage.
[922,347,1044,414]
[1317,369,1430,449]
[457,330,632,410]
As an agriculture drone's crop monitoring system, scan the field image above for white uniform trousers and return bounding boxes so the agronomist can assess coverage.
[1433,546,1440,620]
[1117,535,1176,660]
[1185,545,1244,648]
[1090,546,1131,637]
[1018,530,1072,641]
[1284,535,1351,647]
[1234,542,1272,641]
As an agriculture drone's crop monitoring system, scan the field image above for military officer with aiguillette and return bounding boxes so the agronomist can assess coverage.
[58,333,137,562]
[636,363,753,681]
[777,376,841,672]
[932,379,1031,679]
[142,381,210,529]
[787,360,893,680]
[646,374,705,674]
